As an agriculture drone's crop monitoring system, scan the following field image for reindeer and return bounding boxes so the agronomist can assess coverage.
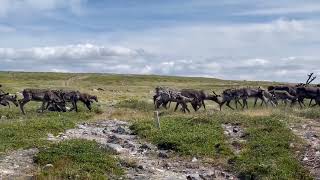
[78,92,98,111]
[19,89,66,114]
[178,89,206,111]
[295,86,320,107]
[0,94,19,108]
[256,90,277,107]
[52,90,81,112]
[153,87,175,109]
[268,73,317,107]
[240,87,271,109]
[210,90,239,111]
[154,87,195,113]
[269,90,297,106]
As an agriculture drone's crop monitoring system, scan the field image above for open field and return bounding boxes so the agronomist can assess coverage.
[0,71,319,179]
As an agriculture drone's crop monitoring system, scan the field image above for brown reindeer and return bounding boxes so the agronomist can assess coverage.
[0,94,18,108]
[269,90,297,106]
[78,93,98,111]
[19,89,66,114]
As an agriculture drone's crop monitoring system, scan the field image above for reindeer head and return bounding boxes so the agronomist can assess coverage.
[90,95,98,102]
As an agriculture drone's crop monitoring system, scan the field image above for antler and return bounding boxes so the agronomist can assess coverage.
[212,90,218,96]
[306,73,316,85]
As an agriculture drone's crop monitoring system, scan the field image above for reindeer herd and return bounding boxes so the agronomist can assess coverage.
[1,73,320,115]
[0,84,98,115]
[153,73,320,112]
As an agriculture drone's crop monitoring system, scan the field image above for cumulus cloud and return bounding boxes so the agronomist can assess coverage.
[1,43,320,83]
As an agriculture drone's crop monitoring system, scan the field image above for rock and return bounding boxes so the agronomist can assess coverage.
[47,133,54,138]
[158,151,169,159]
[289,143,295,148]
[315,151,320,157]
[187,174,200,180]
[191,157,198,162]
[232,127,239,133]
[43,164,54,171]
[303,157,309,161]
[139,144,151,150]
[199,172,217,179]
[1,115,7,120]
[107,135,122,144]
[102,128,108,134]
[112,126,127,135]
[77,124,86,129]
[106,143,125,153]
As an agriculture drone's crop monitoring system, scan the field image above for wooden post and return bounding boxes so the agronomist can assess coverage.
[154,111,161,130]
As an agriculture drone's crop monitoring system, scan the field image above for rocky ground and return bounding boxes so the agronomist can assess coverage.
[2,118,319,179]
[49,120,237,180]
[0,148,38,179]
[221,123,246,155]
[290,118,320,179]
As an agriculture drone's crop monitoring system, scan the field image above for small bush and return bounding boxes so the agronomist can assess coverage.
[35,139,123,179]
[131,115,232,158]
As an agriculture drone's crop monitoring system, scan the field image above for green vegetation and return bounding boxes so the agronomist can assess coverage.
[0,105,95,153]
[131,115,232,158]
[0,71,318,179]
[131,109,312,179]
[35,139,123,179]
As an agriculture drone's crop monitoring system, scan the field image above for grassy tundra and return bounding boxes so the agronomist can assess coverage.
[0,71,317,179]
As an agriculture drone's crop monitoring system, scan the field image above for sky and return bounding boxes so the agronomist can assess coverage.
[1,0,320,82]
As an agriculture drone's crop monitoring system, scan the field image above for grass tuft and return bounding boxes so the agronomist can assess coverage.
[34,139,123,179]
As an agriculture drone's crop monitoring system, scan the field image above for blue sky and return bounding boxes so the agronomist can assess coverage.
[1,0,320,82]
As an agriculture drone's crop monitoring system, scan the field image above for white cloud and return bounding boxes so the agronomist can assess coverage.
[0,44,141,61]
[1,43,320,83]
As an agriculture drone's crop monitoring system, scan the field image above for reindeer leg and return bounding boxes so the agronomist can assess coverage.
[219,101,226,111]
[41,100,46,113]
[174,102,179,112]
[253,97,258,107]
[235,100,238,109]
[202,100,206,110]
[226,101,235,110]
[309,99,314,107]
[185,103,190,113]
[19,98,30,115]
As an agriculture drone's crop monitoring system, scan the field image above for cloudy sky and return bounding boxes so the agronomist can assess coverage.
[1,0,320,82]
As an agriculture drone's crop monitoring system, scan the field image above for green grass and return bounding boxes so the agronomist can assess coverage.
[131,114,232,159]
[0,104,96,153]
[0,71,317,179]
[34,139,123,179]
[115,99,154,112]
[131,111,312,179]
[226,114,311,179]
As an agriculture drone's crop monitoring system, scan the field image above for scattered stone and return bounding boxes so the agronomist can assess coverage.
[42,120,237,180]
[112,126,127,135]
[139,144,151,150]
[0,115,7,120]
[77,124,86,129]
[0,148,39,179]
[158,151,169,159]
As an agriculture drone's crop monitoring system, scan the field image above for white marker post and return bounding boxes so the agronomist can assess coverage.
[154,111,161,130]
